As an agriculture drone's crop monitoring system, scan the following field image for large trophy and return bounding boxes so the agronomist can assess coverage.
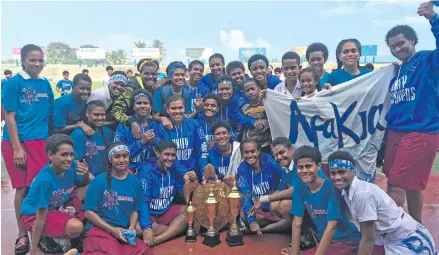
[226,181,244,246]
[202,186,221,247]
[185,201,197,242]
[183,164,236,247]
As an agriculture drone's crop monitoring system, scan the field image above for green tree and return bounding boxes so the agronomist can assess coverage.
[150,39,166,62]
[134,41,147,48]
[46,42,77,64]
[271,57,280,63]
[105,49,127,65]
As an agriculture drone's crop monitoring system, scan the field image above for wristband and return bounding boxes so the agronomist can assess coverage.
[259,195,270,204]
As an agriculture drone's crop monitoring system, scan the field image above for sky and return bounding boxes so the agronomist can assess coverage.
[1,0,437,64]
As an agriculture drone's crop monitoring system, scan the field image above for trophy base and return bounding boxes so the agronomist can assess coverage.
[202,233,221,247]
[185,234,197,243]
[226,232,244,247]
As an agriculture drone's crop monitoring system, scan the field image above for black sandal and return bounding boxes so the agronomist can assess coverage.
[14,235,30,255]
[37,236,64,254]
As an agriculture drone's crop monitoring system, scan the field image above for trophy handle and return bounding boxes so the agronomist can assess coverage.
[184,180,199,204]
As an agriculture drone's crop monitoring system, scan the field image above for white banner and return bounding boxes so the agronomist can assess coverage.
[264,65,395,181]
[131,48,160,60]
[76,48,106,60]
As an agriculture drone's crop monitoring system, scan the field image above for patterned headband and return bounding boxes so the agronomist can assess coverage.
[250,58,267,68]
[134,92,149,102]
[217,79,233,86]
[167,62,186,77]
[108,145,130,160]
[329,159,355,173]
[109,74,129,86]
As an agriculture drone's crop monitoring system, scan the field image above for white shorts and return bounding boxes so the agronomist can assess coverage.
[382,213,437,255]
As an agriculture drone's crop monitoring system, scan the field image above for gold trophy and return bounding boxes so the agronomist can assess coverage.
[185,201,197,242]
[226,181,244,246]
[202,186,221,247]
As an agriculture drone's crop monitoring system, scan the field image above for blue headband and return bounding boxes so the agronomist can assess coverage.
[250,58,267,68]
[109,74,128,86]
[167,62,186,77]
[329,159,355,173]
[134,92,149,102]
[108,145,130,160]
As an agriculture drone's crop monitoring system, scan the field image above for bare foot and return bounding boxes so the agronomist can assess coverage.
[64,248,78,255]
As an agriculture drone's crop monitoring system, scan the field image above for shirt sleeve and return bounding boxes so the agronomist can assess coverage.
[326,184,343,221]
[2,79,19,112]
[138,168,153,230]
[152,88,163,114]
[53,99,67,128]
[56,81,62,89]
[194,124,209,175]
[29,181,52,209]
[237,165,256,224]
[234,104,256,128]
[352,192,378,223]
[82,178,100,212]
[72,130,86,160]
[429,14,439,71]
[290,182,305,217]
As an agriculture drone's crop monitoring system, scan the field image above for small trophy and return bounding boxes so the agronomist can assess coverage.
[226,181,244,246]
[202,186,221,247]
[185,201,197,242]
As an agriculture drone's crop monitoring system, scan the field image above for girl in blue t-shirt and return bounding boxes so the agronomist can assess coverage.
[287,145,360,255]
[71,100,115,184]
[200,53,226,94]
[20,134,89,255]
[114,89,160,173]
[82,142,152,255]
[237,138,285,235]
[1,44,54,255]
[328,39,372,86]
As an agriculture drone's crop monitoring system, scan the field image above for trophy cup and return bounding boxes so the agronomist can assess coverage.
[226,181,244,246]
[202,186,221,247]
[185,201,197,242]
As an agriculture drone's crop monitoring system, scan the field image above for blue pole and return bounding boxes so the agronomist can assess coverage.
[16,60,19,67]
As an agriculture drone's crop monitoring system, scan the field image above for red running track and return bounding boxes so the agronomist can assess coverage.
[1,174,438,255]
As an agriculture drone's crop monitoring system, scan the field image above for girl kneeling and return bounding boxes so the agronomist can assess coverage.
[82,142,152,255]
[20,134,89,255]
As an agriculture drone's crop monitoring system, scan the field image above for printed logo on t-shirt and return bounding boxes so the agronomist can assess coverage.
[49,187,74,207]
[252,181,270,204]
[103,190,134,211]
[20,87,48,105]
[85,141,105,159]
[389,75,416,105]
[150,186,174,210]
[305,202,327,218]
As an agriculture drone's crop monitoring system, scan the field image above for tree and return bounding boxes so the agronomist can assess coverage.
[134,41,147,48]
[105,49,127,65]
[80,44,99,48]
[150,39,166,62]
[271,57,280,63]
[46,42,77,64]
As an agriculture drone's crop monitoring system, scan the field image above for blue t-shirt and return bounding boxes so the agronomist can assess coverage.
[267,74,282,90]
[152,84,192,115]
[53,93,87,131]
[290,179,361,243]
[328,68,372,86]
[2,72,54,141]
[71,127,115,176]
[83,173,143,231]
[56,79,73,93]
[319,72,330,88]
[20,162,83,215]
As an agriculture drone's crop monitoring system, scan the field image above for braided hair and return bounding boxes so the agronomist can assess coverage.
[105,142,129,191]
[335,39,362,70]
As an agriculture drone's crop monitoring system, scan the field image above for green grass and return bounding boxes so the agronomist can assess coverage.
[52,81,104,99]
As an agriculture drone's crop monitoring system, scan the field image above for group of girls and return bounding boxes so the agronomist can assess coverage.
[3,3,438,254]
